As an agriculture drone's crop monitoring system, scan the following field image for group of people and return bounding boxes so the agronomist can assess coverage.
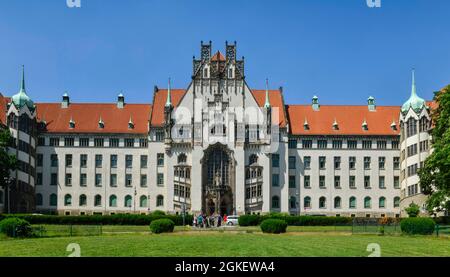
[193,213,228,228]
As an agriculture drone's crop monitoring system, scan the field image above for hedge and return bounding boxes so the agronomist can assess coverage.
[150,219,175,234]
[238,214,353,226]
[0,218,34,238]
[0,213,193,226]
[260,219,288,234]
[400,218,436,235]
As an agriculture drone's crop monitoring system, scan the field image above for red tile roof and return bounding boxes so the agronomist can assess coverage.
[251,89,287,127]
[211,51,225,61]
[36,103,151,134]
[286,105,401,136]
[150,89,186,126]
[0,94,9,125]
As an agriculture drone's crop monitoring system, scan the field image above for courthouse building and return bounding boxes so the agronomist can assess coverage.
[0,42,435,217]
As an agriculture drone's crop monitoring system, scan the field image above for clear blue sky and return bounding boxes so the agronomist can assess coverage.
[0,0,449,106]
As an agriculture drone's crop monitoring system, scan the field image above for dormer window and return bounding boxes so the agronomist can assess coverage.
[362,120,368,131]
[98,117,104,129]
[304,118,309,130]
[332,119,339,130]
[128,117,134,129]
[69,117,75,129]
[391,120,397,131]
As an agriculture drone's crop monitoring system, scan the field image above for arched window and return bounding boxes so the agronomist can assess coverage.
[203,68,208,78]
[290,196,297,209]
[304,196,311,209]
[156,195,164,207]
[272,196,280,209]
[49,194,57,206]
[379,197,386,208]
[109,195,117,207]
[228,68,233,78]
[140,195,148,208]
[334,197,341,209]
[249,154,258,165]
[178,154,187,164]
[349,196,356,209]
[419,116,429,132]
[79,194,87,206]
[125,195,132,208]
[394,197,400,208]
[407,118,417,137]
[64,194,72,206]
[94,195,102,207]
[364,197,372,209]
[36,193,43,206]
[319,197,326,209]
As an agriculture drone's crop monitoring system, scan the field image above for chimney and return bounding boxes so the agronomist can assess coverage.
[61,92,70,108]
[312,96,320,111]
[368,96,376,111]
[117,93,125,109]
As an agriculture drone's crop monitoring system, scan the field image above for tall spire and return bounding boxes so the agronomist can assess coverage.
[20,65,26,94]
[165,77,172,107]
[264,78,271,109]
[411,68,416,96]
[401,68,426,114]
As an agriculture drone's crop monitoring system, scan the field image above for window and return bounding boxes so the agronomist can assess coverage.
[349,197,356,209]
[126,155,133,168]
[36,193,43,206]
[79,194,87,206]
[319,197,326,209]
[140,195,148,208]
[272,174,279,187]
[65,154,72,168]
[50,137,60,146]
[334,157,341,169]
[334,176,341,188]
[407,118,417,137]
[109,138,119,147]
[248,154,258,165]
[419,117,429,132]
[94,138,104,147]
[65,173,72,187]
[394,176,400,189]
[125,138,134,148]
[156,195,164,207]
[304,176,311,188]
[288,156,296,169]
[110,174,117,187]
[37,154,43,167]
[304,197,311,209]
[95,154,103,168]
[347,140,357,149]
[364,176,371,188]
[420,140,429,152]
[124,195,132,208]
[109,195,117,207]
[407,144,418,157]
[272,154,279,167]
[379,197,386,208]
[80,154,87,168]
[393,157,400,170]
[64,194,72,206]
[379,176,385,189]
[392,141,399,149]
[51,173,58,186]
[157,153,164,166]
[349,157,356,170]
[64,137,74,147]
[362,140,372,149]
[36,173,43,186]
[49,194,57,206]
[319,156,326,169]
[319,175,326,188]
[364,157,371,170]
[272,196,280,209]
[379,157,385,170]
[318,140,328,149]
[289,175,296,188]
[157,173,164,186]
[140,175,147,188]
[138,155,148,169]
[394,197,400,208]
[95,174,102,187]
[288,139,297,149]
[304,156,311,169]
[407,164,418,177]
[110,155,117,168]
[51,154,58,167]
[332,140,342,149]
[377,141,387,149]
[95,195,102,207]
[334,197,341,209]
[156,130,164,142]
[79,138,89,147]
[302,140,312,149]
[139,138,148,148]
[38,137,45,146]
[290,196,297,209]
[125,174,132,187]
[80,174,87,187]
[349,176,356,189]
[364,197,372,209]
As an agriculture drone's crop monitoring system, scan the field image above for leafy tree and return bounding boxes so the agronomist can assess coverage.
[0,127,17,212]
[418,85,450,214]
[405,203,420,218]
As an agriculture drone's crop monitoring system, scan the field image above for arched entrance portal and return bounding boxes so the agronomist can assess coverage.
[201,143,235,216]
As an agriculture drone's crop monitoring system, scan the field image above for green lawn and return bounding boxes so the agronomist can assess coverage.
[0,232,449,257]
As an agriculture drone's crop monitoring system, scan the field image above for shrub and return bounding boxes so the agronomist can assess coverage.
[238,215,262,226]
[150,219,175,234]
[400,218,436,235]
[405,203,421,217]
[0,217,33,238]
[151,210,166,216]
[260,219,288,234]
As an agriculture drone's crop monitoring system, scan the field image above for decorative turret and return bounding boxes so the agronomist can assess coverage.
[401,69,426,114]
[117,93,125,109]
[312,95,320,111]
[164,78,174,142]
[62,92,70,108]
[264,79,272,135]
[165,78,172,108]
[264,78,271,109]
[368,96,376,111]
[11,65,35,112]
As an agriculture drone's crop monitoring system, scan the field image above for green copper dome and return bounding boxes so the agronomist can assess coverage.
[11,66,35,111]
[401,70,425,114]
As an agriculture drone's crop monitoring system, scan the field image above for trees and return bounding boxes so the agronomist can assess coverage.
[0,127,17,213]
[419,85,450,214]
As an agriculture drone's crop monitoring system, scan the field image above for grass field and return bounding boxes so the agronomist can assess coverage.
[0,228,449,257]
